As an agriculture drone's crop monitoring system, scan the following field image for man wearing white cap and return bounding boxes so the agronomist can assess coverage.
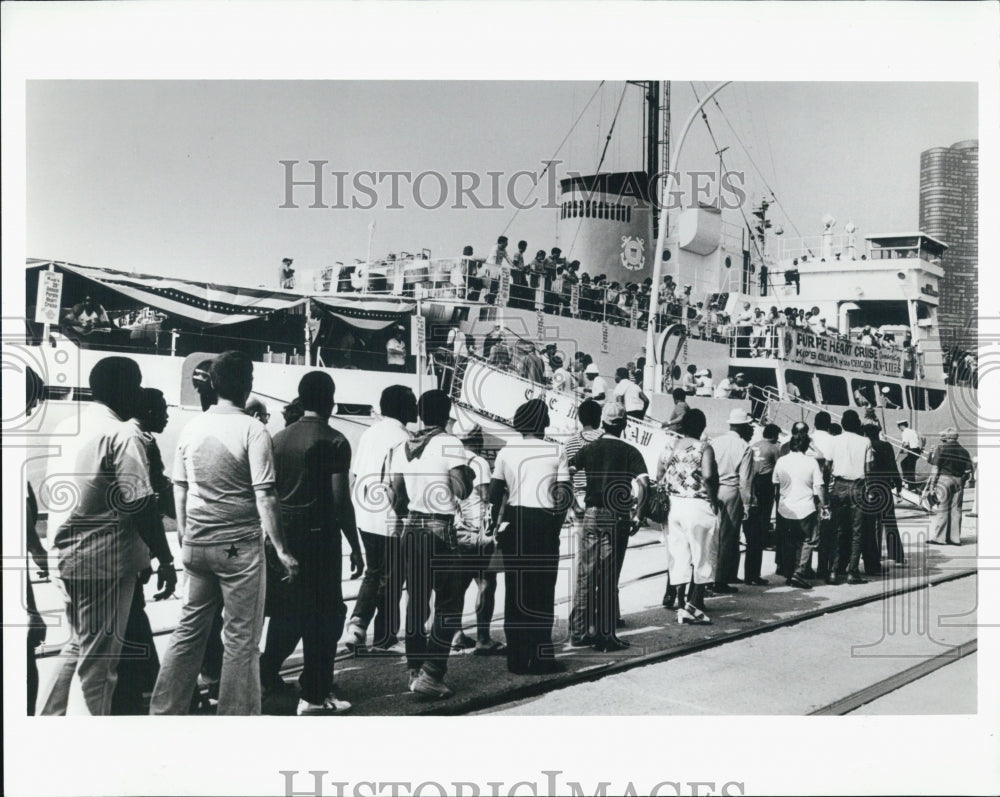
[584,363,609,403]
[879,386,900,410]
[711,409,755,592]
[386,325,407,370]
[896,419,921,490]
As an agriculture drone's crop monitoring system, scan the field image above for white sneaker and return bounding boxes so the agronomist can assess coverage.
[297,694,352,716]
[409,670,453,700]
[344,622,366,653]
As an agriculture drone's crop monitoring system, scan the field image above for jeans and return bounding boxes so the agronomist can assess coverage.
[929,474,964,544]
[569,508,630,641]
[830,478,865,576]
[715,486,743,586]
[39,570,136,715]
[778,513,818,580]
[401,514,464,679]
[351,529,404,647]
[259,522,346,704]
[498,506,563,670]
[151,537,266,715]
[743,475,774,582]
[815,514,835,578]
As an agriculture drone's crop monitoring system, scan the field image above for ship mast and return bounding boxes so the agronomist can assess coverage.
[643,81,670,242]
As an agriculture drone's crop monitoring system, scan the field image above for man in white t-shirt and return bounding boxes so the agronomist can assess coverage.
[584,363,609,402]
[390,390,473,699]
[828,409,874,584]
[613,366,650,419]
[152,351,299,716]
[345,386,417,653]
[386,325,407,370]
[773,423,827,589]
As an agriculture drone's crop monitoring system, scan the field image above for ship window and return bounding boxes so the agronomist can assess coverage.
[906,386,946,411]
[584,202,590,218]
[626,205,632,223]
[851,378,902,409]
[785,369,818,403]
[817,374,849,406]
[850,379,878,408]
[878,382,904,409]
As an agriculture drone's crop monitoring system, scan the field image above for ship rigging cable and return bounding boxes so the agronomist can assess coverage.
[688,82,765,267]
[564,82,631,258]
[501,81,606,237]
[701,83,810,246]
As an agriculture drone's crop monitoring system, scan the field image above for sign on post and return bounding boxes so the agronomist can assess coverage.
[601,320,610,354]
[570,283,580,317]
[497,267,511,308]
[35,269,64,325]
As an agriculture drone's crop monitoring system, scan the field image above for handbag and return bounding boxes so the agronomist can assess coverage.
[646,442,680,524]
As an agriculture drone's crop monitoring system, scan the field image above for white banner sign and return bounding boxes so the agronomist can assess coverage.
[457,360,671,473]
[35,269,64,325]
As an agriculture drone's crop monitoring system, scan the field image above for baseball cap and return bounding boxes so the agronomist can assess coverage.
[601,402,626,426]
[585,364,599,375]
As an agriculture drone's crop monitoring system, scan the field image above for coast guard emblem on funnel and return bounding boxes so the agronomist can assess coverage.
[620,236,645,271]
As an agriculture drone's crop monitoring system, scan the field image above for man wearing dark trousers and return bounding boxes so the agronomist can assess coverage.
[391,390,473,699]
[568,402,648,650]
[828,410,873,584]
[744,423,780,585]
[863,423,907,566]
[345,385,417,653]
[259,372,364,715]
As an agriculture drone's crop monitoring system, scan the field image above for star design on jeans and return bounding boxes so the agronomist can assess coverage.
[225,544,239,559]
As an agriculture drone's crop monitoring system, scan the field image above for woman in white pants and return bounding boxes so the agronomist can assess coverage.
[659,409,720,624]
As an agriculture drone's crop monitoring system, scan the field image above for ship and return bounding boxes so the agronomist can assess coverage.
[13,81,977,496]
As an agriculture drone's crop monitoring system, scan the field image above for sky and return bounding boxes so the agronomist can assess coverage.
[26,80,977,286]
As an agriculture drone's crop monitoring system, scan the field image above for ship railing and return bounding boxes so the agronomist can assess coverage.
[748,383,934,474]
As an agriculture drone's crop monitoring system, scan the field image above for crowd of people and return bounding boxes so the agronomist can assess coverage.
[26,347,974,716]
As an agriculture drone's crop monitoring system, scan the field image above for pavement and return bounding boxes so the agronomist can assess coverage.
[481,575,977,715]
[30,493,979,716]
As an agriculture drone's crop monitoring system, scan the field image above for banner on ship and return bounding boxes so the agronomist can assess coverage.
[456,360,670,472]
[782,329,903,378]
